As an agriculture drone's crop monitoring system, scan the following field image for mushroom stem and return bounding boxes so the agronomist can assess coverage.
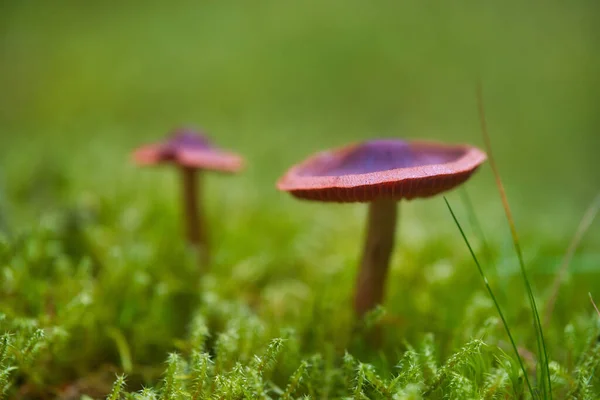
[181,167,209,265]
[354,198,398,317]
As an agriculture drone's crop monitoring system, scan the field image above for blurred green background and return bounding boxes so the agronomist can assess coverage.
[0,2,600,395]
[1,0,598,240]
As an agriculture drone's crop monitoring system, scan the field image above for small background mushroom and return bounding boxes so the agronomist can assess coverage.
[132,128,244,266]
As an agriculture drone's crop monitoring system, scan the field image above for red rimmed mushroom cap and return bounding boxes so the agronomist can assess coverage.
[133,128,244,173]
[277,139,487,202]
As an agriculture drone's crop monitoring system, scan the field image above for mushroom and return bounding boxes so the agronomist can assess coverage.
[277,139,486,317]
[132,128,244,265]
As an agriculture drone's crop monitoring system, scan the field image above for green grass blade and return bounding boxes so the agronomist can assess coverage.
[444,197,534,398]
[590,293,600,318]
[477,83,551,398]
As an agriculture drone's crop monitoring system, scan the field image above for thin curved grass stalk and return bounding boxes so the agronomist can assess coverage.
[544,192,600,326]
[476,83,552,398]
[590,293,600,318]
[444,197,534,397]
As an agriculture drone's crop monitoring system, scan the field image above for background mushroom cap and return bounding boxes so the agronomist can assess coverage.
[132,128,244,173]
[277,139,487,202]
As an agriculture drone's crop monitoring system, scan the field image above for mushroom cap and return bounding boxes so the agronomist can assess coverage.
[277,139,487,202]
[132,128,244,173]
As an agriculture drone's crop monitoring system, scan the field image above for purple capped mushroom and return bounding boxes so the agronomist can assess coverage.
[278,139,487,316]
[133,128,244,266]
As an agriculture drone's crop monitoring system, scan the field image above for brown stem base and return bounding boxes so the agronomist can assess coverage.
[181,167,209,266]
[353,198,398,317]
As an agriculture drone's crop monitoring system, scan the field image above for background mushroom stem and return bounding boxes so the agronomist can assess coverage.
[353,198,398,317]
[180,167,209,265]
